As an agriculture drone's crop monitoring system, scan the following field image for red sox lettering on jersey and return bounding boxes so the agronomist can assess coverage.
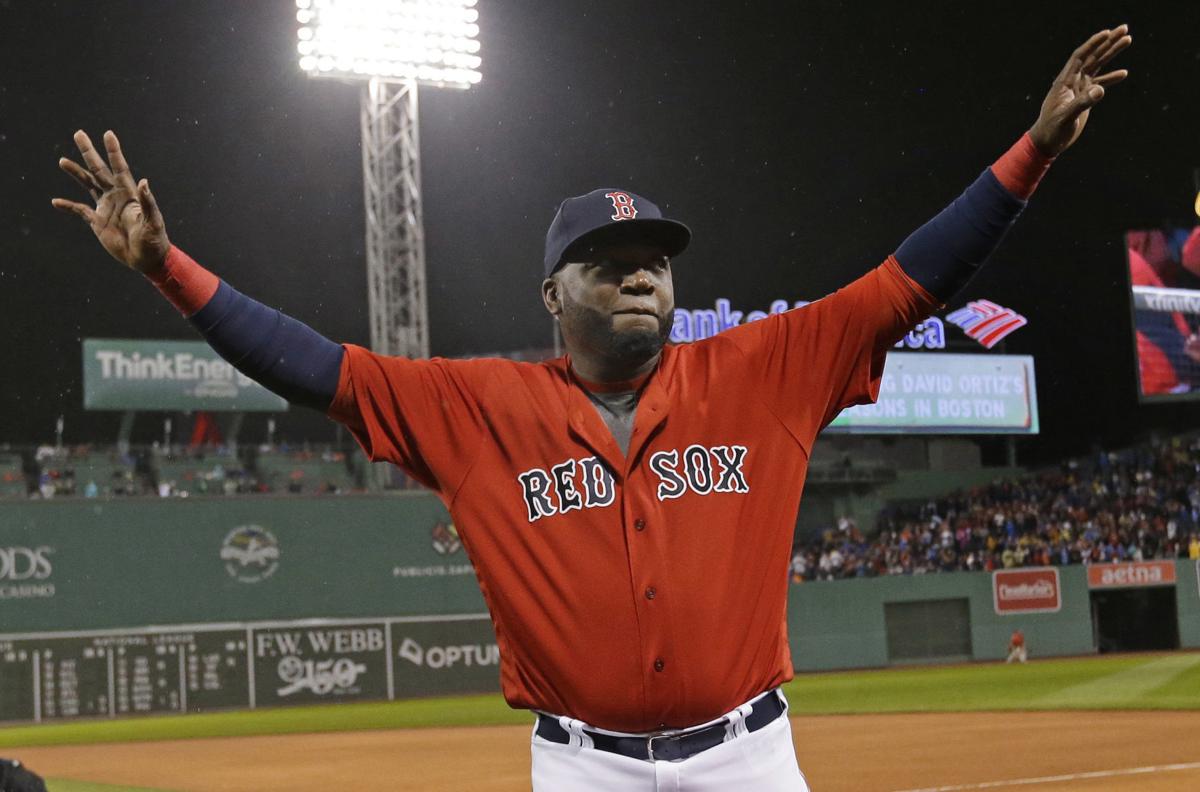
[328,256,936,733]
[606,190,638,220]
[519,445,750,522]
[518,456,616,522]
[649,445,750,500]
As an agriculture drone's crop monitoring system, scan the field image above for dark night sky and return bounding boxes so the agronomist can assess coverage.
[1,1,1198,463]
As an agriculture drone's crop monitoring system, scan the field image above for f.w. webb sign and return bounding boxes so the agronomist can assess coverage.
[993,568,1061,615]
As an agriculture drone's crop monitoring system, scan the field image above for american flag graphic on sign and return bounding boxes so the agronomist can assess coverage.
[944,300,1028,349]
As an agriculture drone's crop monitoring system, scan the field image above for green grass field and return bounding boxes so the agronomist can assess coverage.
[787,651,1200,714]
[2,652,1197,792]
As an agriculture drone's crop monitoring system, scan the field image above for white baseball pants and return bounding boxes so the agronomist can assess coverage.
[530,691,810,792]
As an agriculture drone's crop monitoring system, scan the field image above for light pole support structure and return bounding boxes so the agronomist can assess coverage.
[360,77,430,360]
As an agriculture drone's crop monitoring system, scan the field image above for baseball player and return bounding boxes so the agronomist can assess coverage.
[1006,629,1028,664]
[53,26,1129,791]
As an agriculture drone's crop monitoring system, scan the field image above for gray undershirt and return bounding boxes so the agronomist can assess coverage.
[584,389,640,456]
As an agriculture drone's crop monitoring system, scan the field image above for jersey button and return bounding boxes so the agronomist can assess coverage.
[634,519,646,531]
[645,586,656,600]
[654,658,665,672]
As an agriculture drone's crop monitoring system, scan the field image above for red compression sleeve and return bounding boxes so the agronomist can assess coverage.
[145,245,221,317]
[990,133,1054,200]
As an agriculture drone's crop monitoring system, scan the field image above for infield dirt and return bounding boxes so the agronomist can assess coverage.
[12,710,1200,791]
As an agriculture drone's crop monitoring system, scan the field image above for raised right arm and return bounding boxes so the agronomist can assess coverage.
[148,248,344,411]
[53,129,343,412]
[54,130,496,497]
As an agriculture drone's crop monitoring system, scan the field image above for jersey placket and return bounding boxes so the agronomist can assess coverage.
[564,364,678,727]
[620,378,678,725]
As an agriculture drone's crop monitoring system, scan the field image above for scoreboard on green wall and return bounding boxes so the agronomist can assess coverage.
[0,617,497,722]
[0,494,500,723]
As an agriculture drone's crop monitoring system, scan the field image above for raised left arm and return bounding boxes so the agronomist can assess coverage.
[895,25,1131,302]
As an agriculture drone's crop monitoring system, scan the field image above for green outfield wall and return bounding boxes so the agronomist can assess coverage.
[787,568,1089,669]
[0,494,483,631]
[2,495,1199,723]
[787,559,1200,670]
[0,494,494,722]
[1178,557,1200,648]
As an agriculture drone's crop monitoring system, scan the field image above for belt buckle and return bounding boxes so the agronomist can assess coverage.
[646,732,672,761]
[646,730,689,762]
[646,733,661,761]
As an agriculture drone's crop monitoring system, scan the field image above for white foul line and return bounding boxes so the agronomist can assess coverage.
[892,761,1200,791]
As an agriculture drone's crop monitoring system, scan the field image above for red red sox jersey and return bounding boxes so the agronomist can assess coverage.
[327,256,937,732]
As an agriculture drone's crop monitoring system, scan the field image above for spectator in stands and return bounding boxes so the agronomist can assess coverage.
[1,437,362,499]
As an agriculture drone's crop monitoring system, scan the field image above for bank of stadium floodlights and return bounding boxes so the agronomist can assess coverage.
[296,0,482,359]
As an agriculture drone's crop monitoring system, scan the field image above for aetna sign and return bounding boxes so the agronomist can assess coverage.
[1087,561,1177,589]
[993,568,1061,615]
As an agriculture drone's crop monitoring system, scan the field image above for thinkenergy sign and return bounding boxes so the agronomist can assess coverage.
[83,339,288,411]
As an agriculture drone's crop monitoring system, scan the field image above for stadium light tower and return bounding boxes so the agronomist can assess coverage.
[296,0,482,359]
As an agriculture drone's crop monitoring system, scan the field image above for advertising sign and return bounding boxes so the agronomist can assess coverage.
[828,353,1039,435]
[993,568,1061,615]
[82,338,287,411]
[944,300,1027,349]
[0,545,55,601]
[672,293,1031,350]
[391,617,500,698]
[1086,560,1177,589]
[252,622,390,707]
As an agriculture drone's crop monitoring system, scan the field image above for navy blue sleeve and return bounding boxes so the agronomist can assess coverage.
[189,281,345,411]
[894,168,1027,302]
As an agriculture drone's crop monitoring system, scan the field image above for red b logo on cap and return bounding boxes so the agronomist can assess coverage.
[606,191,638,221]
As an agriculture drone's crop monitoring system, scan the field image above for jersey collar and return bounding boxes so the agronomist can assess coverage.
[566,356,656,395]
[561,349,674,477]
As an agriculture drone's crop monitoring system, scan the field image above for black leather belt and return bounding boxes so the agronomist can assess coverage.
[535,690,785,762]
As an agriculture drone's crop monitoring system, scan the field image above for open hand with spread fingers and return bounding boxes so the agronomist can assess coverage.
[51,130,170,274]
[1029,25,1131,158]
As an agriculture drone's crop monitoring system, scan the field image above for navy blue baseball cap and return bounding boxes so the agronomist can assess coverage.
[543,188,691,278]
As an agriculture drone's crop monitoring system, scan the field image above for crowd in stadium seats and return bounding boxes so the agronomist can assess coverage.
[18,430,1200,577]
[30,444,146,498]
[791,434,1200,582]
[9,443,362,498]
